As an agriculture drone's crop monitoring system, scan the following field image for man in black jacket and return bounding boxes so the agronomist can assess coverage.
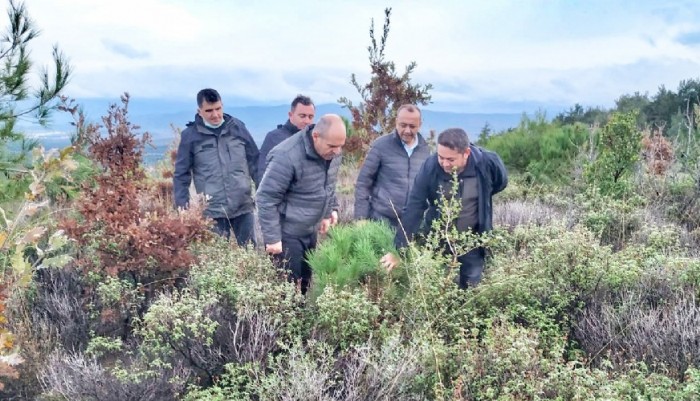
[256,114,346,294]
[354,104,431,229]
[255,94,315,185]
[381,128,508,288]
[173,88,259,246]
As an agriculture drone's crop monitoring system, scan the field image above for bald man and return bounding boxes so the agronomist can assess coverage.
[256,114,346,294]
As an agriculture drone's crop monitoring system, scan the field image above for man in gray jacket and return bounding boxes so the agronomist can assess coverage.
[256,114,346,293]
[173,88,259,246]
[354,104,431,229]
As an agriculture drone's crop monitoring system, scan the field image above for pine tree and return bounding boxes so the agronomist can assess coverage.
[0,0,71,164]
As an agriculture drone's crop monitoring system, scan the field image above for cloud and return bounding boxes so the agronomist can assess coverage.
[101,39,150,59]
[677,31,700,45]
[22,0,700,113]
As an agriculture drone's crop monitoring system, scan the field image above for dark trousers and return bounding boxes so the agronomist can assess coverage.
[213,212,256,247]
[456,247,485,289]
[273,233,317,294]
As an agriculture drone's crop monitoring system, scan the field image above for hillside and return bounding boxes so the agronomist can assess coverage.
[23,99,526,162]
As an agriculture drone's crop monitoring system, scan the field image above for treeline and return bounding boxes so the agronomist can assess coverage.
[553,78,700,133]
[476,78,700,189]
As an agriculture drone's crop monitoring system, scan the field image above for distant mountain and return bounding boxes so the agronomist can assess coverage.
[21,99,526,164]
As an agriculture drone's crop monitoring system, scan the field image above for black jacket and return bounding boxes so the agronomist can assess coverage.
[354,131,431,222]
[395,145,508,248]
[256,125,341,244]
[255,120,299,185]
[173,114,259,219]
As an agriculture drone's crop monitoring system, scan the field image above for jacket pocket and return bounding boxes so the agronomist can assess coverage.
[225,137,250,176]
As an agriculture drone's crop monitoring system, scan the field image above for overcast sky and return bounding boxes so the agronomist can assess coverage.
[24,0,700,113]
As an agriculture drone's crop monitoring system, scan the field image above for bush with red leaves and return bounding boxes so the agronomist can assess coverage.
[61,93,211,304]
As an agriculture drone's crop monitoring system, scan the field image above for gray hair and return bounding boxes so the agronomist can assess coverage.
[313,114,342,138]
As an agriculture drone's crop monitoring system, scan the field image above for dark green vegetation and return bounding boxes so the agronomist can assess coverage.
[3,5,700,401]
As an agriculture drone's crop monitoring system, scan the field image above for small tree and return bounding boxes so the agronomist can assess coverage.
[584,111,642,198]
[338,8,432,158]
[0,0,71,162]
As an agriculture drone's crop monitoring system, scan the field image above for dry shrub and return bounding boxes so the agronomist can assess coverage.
[185,335,427,401]
[39,351,190,401]
[493,198,574,229]
[575,277,700,377]
[641,128,674,176]
[335,159,360,223]
[62,93,211,280]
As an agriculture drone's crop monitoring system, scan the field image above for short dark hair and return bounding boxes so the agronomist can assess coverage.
[291,94,314,111]
[437,128,470,153]
[197,88,221,107]
[396,104,421,118]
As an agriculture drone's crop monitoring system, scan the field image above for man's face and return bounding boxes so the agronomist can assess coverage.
[312,124,346,160]
[289,103,315,130]
[437,144,470,173]
[395,108,422,145]
[198,100,224,126]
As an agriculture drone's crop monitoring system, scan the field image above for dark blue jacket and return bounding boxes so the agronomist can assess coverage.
[395,145,508,248]
[173,114,258,219]
[255,120,299,185]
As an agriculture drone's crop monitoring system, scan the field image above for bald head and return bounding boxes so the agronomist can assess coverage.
[312,114,346,160]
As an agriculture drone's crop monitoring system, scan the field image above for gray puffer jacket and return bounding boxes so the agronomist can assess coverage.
[354,131,431,221]
[173,114,258,219]
[256,125,341,244]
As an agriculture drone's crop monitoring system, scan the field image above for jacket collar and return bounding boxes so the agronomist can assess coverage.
[281,119,300,134]
[301,124,323,160]
[190,113,235,135]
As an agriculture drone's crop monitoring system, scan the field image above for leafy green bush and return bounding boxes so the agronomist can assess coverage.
[577,188,643,248]
[136,290,219,376]
[313,286,382,349]
[480,114,589,185]
[584,111,642,199]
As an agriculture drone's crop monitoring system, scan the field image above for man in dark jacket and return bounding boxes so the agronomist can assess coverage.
[256,114,346,294]
[381,128,508,288]
[173,88,259,246]
[354,104,431,229]
[255,94,315,185]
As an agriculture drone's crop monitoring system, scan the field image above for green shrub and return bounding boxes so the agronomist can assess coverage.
[480,114,589,185]
[188,242,306,340]
[185,333,429,401]
[450,316,564,400]
[584,111,642,199]
[136,290,219,377]
[658,173,700,231]
[577,188,643,248]
[313,286,382,349]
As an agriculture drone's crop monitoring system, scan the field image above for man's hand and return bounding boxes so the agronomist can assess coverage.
[380,253,400,271]
[266,241,283,255]
[330,210,339,225]
[319,218,332,234]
